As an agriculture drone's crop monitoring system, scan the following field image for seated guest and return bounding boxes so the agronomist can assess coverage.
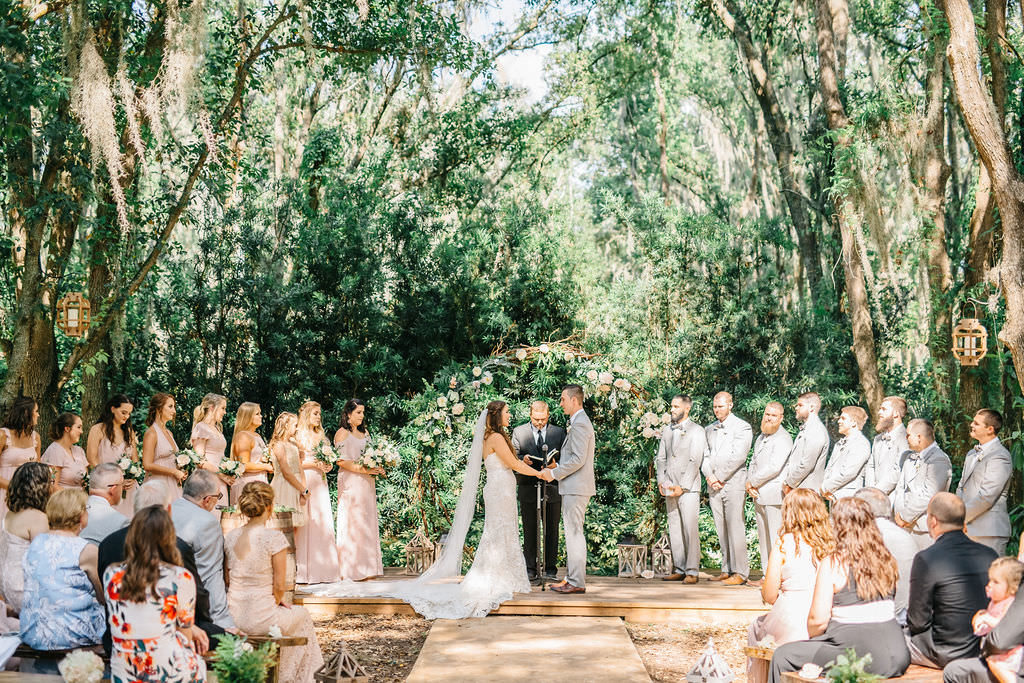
[172,470,235,630]
[0,462,50,615]
[98,480,224,655]
[103,505,206,682]
[854,487,917,623]
[769,497,909,683]
[226,482,324,682]
[80,463,129,545]
[906,492,997,668]
[20,488,105,650]
[972,557,1024,683]
[945,564,1024,683]
[747,489,835,683]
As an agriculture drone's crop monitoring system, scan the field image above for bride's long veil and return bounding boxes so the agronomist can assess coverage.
[415,409,487,581]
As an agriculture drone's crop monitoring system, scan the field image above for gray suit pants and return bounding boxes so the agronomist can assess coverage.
[709,477,749,578]
[754,502,782,572]
[562,494,590,588]
[943,657,997,683]
[973,536,1009,556]
[666,491,700,576]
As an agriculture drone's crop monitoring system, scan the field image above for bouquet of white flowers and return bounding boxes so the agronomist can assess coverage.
[219,459,245,478]
[174,448,205,476]
[313,442,339,468]
[58,649,104,683]
[117,454,146,491]
[358,437,401,472]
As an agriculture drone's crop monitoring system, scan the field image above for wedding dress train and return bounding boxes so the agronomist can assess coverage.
[310,412,531,619]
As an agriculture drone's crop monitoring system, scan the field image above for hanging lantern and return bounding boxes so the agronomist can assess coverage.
[56,293,91,338]
[952,318,988,367]
[651,534,673,578]
[617,534,648,578]
[403,529,435,575]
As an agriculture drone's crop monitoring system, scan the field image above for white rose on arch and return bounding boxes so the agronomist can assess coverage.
[598,384,611,393]
[516,349,528,361]
[452,403,465,416]
[598,371,614,385]
[437,396,448,408]
[586,370,599,382]
[482,372,493,385]
[564,351,574,362]
[538,343,550,353]
[472,366,483,377]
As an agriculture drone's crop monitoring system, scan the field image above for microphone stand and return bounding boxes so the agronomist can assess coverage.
[527,444,551,591]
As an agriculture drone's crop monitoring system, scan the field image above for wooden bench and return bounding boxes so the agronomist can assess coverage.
[11,635,308,683]
[747,647,942,682]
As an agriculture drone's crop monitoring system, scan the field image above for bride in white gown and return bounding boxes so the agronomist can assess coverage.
[310,401,543,619]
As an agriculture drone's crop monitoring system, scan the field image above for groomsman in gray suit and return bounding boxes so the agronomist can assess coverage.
[81,464,129,545]
[866,396,910,495]
[656,395,707,583]
[821,406,872,501]
[746,401,792,585]
[702,391,753,586]
[540,384,595,594]
[894,419,952,550]
[782,392,829,495]
[172,470,236,629]
[956,409,1013,554]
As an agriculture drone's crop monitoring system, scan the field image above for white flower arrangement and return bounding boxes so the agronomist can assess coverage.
[613,378,631,391]
[436,396,448,408]
[451,402,465,416]
[586,370,599,382]
[660,413,672,425]
[447,390,459,403]
[117,455,145,488]
[58,649,104,683]
[564,351,574,361]
[360,438,401,472]
[482,372,493,385]
[538,343,550,353]
[174,448,205,475]
[472,366,483,377]
[516,348,528,361]
[598,371,614,385]
[219,459,246,477]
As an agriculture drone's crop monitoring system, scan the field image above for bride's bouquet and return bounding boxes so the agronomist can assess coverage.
[174,448,205,476]
[218,459,245,478]
[358,437,401,473]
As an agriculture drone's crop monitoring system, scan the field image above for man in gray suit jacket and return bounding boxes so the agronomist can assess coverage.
[782,392,829,495]
[894,419,952,550]
[540,384,595,594]
[746,401,792,583]
[702,391,753,586]
[172,470,235,629]
[656,394,707,583]
[81,464,129,545]
[821,406,872,501]
[956,409,1013,554]
[866,396,910,495]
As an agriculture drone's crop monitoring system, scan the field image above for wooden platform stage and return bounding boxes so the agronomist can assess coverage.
[296,568,766,624]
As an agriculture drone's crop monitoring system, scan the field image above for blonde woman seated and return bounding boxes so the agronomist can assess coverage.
[769,497,910,683]
[747,489,835,683]
[226,482,323,683]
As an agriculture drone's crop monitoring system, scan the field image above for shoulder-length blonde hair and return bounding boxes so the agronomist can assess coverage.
[296,401,324,450]
[193,393,227,431]
[232,402,261,442]
[781,488,835,562]
[267,412,298,455]
[831,497,899,602]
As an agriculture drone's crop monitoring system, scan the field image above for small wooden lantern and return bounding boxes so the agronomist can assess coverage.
[651,534,673,577]
[952,318,988,366]
[56,292,91,337]
[315,645,369,682]
[404,529,435,575]
[617,536,648,578]
[686,638,735,683]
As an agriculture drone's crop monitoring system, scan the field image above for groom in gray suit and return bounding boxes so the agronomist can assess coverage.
[540,384,595,594]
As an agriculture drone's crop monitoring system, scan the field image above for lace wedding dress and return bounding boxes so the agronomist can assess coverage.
[310,412,531,619]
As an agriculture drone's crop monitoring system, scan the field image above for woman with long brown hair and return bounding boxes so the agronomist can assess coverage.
[42,412,88,490]
[103,506,206,682]
[769,497,910,682]
[141,393,187,500]
[86,393,138,515]
[0,395,42,525]
[334,398,384,581]
[747,489,835,683]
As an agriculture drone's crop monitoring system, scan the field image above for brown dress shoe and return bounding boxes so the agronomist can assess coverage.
[709,572,730,581]
[551,582,586,594]
[662,573,686,582]
[722,573,747,586]
[683,575,698,584]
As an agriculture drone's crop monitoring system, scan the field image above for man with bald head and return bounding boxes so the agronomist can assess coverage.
[512,400,566,583]
[905,492,997,669]
[782,391,829,495]
[702,391,753,585]
[894,418,952,550]
[81,463,129,545]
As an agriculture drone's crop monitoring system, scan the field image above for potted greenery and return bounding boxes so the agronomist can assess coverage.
[210,634,279,683]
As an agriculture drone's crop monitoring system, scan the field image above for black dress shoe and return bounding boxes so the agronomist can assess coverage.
[542,571,558,581]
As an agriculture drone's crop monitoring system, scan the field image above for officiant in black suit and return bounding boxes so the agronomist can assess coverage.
[511,400,566,582]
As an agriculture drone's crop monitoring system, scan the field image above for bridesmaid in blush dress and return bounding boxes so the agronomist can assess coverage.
[0,396,42,526]
[334,399,384,581]
[268,413,307,525]
[294,401,340,584]
[86,394,139,517]
[229,402,274,506]
[142,393,186,499]
[191,393,234,508]
[41,413,89,490]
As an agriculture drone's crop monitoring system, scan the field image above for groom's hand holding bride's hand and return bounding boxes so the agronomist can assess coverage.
[538,468,554,482]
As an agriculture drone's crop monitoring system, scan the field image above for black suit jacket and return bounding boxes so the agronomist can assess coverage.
[97,527,224,654]
[907,530,998,667]
[511,422,566,486]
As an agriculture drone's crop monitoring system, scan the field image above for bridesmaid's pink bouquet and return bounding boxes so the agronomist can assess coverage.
[174,448,205,476]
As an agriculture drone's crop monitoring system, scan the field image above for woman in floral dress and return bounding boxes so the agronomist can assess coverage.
[103,506,206,683]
